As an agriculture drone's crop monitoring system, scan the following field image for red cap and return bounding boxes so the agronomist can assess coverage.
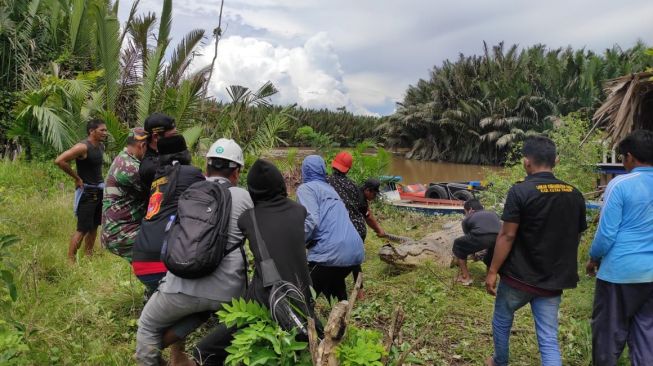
[332,151,353,173]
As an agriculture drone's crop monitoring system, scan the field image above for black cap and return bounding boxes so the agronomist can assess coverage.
[144,113,176,135]
[157,135,187,155]
[362,178,381,193]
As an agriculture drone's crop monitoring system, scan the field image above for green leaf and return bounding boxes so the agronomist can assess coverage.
[182,126,204,149]
[136,0,172,123]
[69,0,86,52]
[0,235,20,251]
[93,4,121,112]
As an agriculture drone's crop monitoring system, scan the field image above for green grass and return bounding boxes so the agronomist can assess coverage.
[347,204,598,366]
[0,161,622,365]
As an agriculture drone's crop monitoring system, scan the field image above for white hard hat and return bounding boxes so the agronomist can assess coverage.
[206,138,244,166]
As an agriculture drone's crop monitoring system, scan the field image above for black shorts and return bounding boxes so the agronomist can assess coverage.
[77,189,103,233]
[452,233,496,261]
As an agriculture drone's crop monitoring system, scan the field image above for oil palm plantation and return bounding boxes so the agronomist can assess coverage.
[384,41,653,164]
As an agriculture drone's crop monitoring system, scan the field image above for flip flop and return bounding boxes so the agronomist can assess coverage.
[456,277,473,286]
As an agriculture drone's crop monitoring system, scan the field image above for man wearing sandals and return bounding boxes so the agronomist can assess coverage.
[452,199,500,286]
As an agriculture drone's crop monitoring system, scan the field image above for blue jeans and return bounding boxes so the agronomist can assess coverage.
[492,281,562,366]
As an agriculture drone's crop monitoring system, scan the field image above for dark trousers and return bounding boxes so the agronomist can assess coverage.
[309,263,357,301]
[591,279,653,366]
[193,323,235,366]
[452,233,497,267]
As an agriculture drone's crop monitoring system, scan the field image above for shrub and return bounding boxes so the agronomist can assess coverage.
[481,115,600,209]
[217,298,312,366]
[335,326,386,366]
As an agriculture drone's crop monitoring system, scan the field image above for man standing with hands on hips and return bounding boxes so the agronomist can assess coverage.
[55,119,108,263]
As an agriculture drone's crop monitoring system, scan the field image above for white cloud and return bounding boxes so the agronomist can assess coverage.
[191,33,376,115]
[120,0,653,115]
[343,72,405,109]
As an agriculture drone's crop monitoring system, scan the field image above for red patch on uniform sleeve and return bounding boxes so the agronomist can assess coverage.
[145,189,163,220]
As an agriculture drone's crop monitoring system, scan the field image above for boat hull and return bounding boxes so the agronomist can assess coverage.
[389,200,465,216]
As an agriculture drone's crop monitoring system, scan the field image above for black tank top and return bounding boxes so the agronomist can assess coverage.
[76,140,104,185]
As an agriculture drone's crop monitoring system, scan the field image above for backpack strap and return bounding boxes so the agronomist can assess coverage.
[239,244,248,290]
[212,178,248,288]
[215,178,239,255]
[249,209,282,287]
[213,177,232,189]
[161,164,182,206]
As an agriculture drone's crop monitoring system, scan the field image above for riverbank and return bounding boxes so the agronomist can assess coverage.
[0,161,607,365]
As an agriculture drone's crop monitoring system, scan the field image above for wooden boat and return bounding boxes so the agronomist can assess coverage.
[380,176,601,215]
[389,196,465,215]
[379,177,466,215]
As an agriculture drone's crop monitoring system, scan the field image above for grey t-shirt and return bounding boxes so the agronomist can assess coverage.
[159,176,254,301]
[462,210,501,236]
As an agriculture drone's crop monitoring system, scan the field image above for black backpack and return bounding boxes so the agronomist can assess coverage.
[162,179,233,278]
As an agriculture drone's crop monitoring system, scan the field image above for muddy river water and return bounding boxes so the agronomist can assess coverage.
[267,148,501,184]
[388,157,501,184]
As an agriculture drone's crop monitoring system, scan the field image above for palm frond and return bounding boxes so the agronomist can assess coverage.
[226,85,251,105]
[68,0,86,52]
[592,71,653,145]
[16,104,74,151]
[119,0,140,47]
[245,106,291,156]
[128,12,157,70]
[100,109,128,150]
[253,80,279,103]
[119,40,141,86]
[136,0,172,124]
[165,28,205,87]
[93,3,121,112]
[169,65,210,126]
[182,125,203,149]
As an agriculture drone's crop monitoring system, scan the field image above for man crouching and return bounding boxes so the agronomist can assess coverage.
[452,199,500,286]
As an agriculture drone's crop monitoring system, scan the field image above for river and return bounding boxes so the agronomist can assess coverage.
[267,148,501,184]
[388,157,500,184]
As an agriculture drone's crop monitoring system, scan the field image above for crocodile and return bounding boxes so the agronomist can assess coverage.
[379,221,466,267]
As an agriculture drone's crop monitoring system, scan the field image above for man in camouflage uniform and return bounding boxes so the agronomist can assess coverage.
[101,128,149,261]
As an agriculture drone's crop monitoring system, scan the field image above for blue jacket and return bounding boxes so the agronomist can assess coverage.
[296,155,364,266]
[590,167,653,283]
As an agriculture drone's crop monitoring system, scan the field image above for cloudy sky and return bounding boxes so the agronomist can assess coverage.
[119,0,653,116]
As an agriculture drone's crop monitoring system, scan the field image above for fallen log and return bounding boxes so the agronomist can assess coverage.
[312,273,364,366]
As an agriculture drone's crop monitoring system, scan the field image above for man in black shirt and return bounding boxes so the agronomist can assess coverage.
[327,151,386,240]
[54,119,108,263]
[327,153,386,298]
[485,136,587,366]
[139,113,178,198]
[132,135,204,296]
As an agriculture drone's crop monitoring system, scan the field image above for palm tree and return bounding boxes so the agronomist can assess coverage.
[10,69,95,157]
[384,41,653,164]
